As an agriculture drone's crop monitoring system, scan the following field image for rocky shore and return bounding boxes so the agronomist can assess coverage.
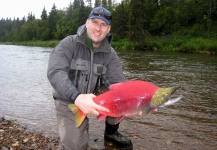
[0,117,60,150]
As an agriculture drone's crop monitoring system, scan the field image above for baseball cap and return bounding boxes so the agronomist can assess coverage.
[88,7,112,25]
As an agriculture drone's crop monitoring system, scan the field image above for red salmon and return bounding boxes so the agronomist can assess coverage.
[69,80,181,127]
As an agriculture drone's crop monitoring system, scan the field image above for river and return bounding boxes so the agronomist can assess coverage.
[0,45,216,149]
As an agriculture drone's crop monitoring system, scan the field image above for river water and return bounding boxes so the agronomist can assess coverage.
[0,45,216,150]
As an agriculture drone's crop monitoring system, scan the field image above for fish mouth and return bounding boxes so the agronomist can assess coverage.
[165,85,182,100]
[161,85,182,107]
[159,95,182,107]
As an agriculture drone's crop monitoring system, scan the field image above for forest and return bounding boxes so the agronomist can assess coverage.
[0,0,216,53]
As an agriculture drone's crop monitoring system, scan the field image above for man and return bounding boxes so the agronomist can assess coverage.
[47,7,132,149]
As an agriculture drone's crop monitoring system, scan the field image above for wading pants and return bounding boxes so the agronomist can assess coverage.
[54,99,118,150]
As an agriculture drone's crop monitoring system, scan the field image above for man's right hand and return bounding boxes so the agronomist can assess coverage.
[74,94,109,116]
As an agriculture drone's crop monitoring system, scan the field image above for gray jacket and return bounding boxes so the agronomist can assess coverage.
[47,25,125,103]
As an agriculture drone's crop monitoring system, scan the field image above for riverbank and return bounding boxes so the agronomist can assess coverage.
[0,117,60,150]
[0,117,121,150]
[112,37,217,54]
[0,41,58,48]
[1,37,216,54]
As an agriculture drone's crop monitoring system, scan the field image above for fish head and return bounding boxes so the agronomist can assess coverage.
[151,85,181,107]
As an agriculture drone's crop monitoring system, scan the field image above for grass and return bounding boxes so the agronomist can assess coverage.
[159,37,216,54]
[0,40,59,48]
[1,37,216,54]
[112,37,216,54]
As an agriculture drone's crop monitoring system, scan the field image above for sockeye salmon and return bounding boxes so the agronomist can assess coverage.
[68,80,182,128]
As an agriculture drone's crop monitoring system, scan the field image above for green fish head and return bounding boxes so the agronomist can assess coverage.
[151,85,181,107]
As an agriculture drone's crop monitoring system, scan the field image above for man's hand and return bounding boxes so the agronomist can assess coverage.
[74,94,109,116]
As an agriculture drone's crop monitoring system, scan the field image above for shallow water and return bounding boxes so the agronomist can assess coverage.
[0,45,216,149]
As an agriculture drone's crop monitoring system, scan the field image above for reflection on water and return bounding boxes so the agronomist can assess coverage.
[0,45,217,149]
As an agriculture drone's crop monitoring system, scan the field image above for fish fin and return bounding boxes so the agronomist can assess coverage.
[143,106,155,115]
[114,116,125,124]
[68,104,86,128]
[110,82,123,90]
[97,114,107,121]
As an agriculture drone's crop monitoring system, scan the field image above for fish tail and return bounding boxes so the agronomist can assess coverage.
[68,104,86,128]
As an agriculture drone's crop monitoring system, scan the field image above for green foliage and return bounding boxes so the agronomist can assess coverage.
[111,1,129,39]
[128,0,146,43]
[144,37,217,54]
[181,38,217,53]
[206,42,217,53]
[41,7,48,20]
[1,40,59,47]
[102,0,107,7]
[113,38,151,51]
[0,0,216,54]
[149,39,164,51]
[94,0,101,7]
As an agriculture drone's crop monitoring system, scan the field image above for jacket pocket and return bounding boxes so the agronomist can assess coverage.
[92,64,108,94]
[69,58,89,93]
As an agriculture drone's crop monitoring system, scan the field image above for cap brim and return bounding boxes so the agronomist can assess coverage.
[89,16,110,25]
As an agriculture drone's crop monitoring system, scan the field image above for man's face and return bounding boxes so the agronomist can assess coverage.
[86,18,111,48]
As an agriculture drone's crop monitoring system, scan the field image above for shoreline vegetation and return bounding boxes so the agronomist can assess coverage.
[1,1,216,56]
[1,37,216,55]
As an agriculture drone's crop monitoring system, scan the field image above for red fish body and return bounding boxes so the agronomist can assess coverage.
[94,80,159,119]
[68,80,181,128]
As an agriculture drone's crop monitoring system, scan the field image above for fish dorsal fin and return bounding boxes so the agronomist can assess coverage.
[110,82,123,90]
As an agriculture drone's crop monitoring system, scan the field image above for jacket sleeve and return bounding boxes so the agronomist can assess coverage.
[105,48,126,85]
[47,36,80,103]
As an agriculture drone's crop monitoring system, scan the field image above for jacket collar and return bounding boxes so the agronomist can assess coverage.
[77,24,111,53]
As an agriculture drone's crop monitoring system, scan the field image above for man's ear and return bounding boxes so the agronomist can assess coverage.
[85,19,89,28]
[107,25,111,34]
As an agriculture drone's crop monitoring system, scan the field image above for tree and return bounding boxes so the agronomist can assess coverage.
[128,0,146,43]
[70,1,92,34]
[86,0,93,7]
[112,1,129,39]
[27,12,35,22]
[54,10,69,40]
[73,0,80,9]
[143,0,158,34]
[66,2,73,20]
[95,0,101,7]
[19,21,38,40]
[48,3,58,39]
[108,0,112,9]
[0,0,217,43]
[41,7,48,20]
[102,0,107,7]
[79,0,90,26]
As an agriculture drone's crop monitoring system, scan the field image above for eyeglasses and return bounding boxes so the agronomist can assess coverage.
[92,10,112,21]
